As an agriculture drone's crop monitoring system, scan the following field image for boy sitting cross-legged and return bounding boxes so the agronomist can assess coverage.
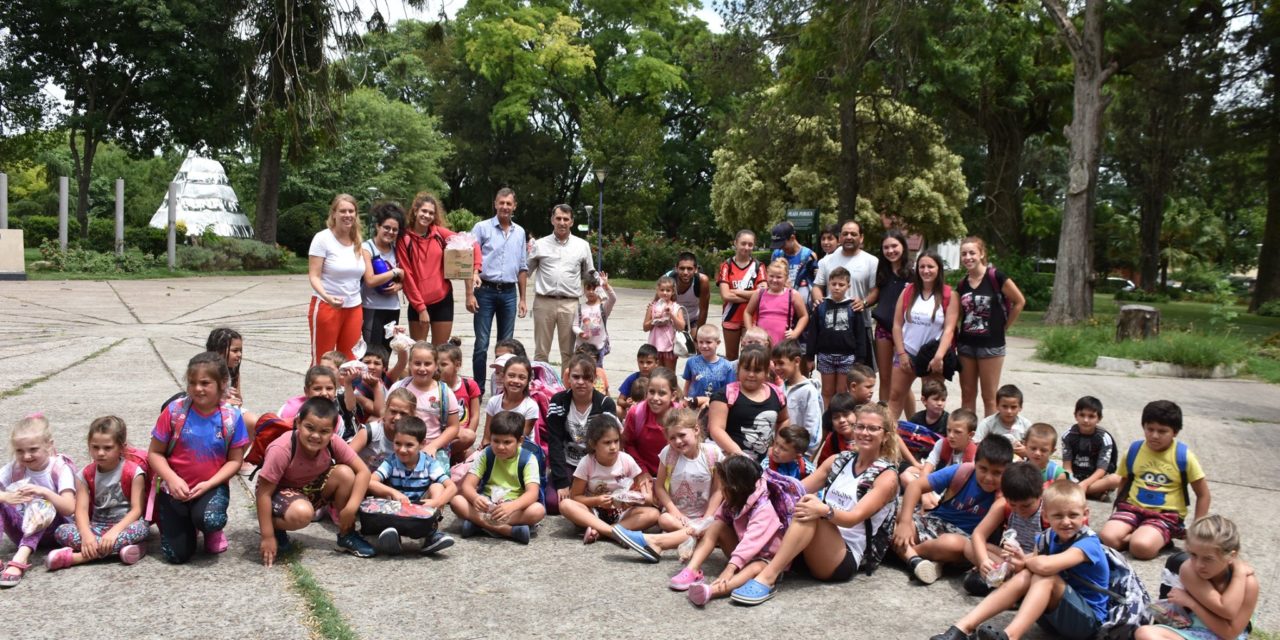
[366,416,458,555]
[932,479,1109,640]
[255,397,377,566]
[450,410,546,544]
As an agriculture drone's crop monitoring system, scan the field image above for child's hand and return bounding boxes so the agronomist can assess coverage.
[261,535,278,567]
[980,558,997,577]
[557,487,571,503]
[390,490,411,505]
[489,501,516,524]
[1013,441,1027,458]
[596,495,615,510]
[99,531,120,556]
[784,329,799,341]
[921,492,940,511]
[1167,588,1193,609]
[892,522,917,549]
[1002,540,1025,559]
[187,480,212,500]
[472,495,492,514]
[794,495,827,522]
[362,371,379,387]
[167,477,193,501]
[338,368,356,386]
[81,535,103,561]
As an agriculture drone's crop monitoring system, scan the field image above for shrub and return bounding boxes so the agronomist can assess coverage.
[36,238,159,274]
[125,225,169,256]
[278,203,328,256]
[1115,289,1170,304]
[1258,300,1280,318]
[17,216,80,246]
[1037,324,1249,371]
[85,217,117,253]
[177,238,290,271]
[987,253,1052,311]
[446,207,481,233]
[1170,265,1225,293]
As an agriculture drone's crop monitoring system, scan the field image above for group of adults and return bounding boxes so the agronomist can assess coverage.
[710,219,1026,418]
[305,188,1025,416]
[306,189,597,390]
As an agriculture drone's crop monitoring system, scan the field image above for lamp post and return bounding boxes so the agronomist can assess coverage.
[594,168,608,272]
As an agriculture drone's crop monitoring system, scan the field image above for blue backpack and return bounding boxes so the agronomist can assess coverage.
[478,437,548,506]
[1117,440,1188,509]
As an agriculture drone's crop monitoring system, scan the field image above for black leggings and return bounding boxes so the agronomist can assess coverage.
[361,307,402,352]
[155,483,230,564]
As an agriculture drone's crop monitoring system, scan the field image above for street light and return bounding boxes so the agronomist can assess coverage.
[594,168,608,272]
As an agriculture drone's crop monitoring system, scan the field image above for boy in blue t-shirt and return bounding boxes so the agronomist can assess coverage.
[367,416,457,555]
[894,436,1014,585]
[616,344,659,416]
[681,324,736,408]
[932,479,1109,640]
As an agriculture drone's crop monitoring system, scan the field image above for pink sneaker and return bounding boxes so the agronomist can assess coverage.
[204,530,228,554]
[668,568,704,591]
[119,544,146,565]
[687,582,712,606]
[44,547,74,571]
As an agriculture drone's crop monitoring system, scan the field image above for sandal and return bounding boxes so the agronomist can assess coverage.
[0,560,31,588]
[582,528,599,545]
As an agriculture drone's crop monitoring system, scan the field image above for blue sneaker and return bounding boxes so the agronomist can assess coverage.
[421,532,455,555]
[336,531,376,558]
[611,525,659,563]
[509,524,531,545]
[729,578,777,606]
[460,519,479,538]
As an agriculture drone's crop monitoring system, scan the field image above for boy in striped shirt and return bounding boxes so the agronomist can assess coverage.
[368,416,457,555]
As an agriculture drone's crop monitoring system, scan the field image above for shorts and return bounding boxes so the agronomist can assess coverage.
[816,352,857,375]
[874,325,892,341]
[593,506,626,525]
[957,344,1006,359]
[270,467,332,517]
[912,513,971,543]
[792,541,858,582]
[722,320,743,331]
[1108,502,1185,545]
[408,285,455,323]
[1037,583,1102,640]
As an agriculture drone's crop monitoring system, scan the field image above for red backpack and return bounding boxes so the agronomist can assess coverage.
[81,448,155,522]
[244,412,292,469]
[937,439,977,467]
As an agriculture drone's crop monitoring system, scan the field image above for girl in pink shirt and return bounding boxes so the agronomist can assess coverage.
[644,276,686,372]
[745,259,809,347]
[623,368,682,477]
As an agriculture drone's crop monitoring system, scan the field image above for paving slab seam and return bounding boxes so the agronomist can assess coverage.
[161,280,264,325]
[178,302,310,326]
[105,280,143,323]
[0,294,117,326]
[171,335,310,377]
[0,338,124,399]
[147,337,186,389]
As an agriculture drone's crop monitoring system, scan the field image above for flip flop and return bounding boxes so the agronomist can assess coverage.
[729,578,777,606]
[0,560,31,588]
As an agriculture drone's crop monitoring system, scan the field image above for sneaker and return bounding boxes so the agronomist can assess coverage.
[204,530,228,554]
[509,524,531,545]
[119,544,146,565]
[668,567,704,591]
[912,558,940,585]
[337,532,377,558]
[375,527,402,556]
[44,547,74,571]
[460,519,479,538]
[687,582,712,606]
[421,532,455,555]
[274,530,293,554]
[962,569,992,597]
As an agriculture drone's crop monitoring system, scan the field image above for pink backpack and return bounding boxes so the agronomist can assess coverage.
[722,381,787,408]
[762,468,806,534]
[81,449,154,522]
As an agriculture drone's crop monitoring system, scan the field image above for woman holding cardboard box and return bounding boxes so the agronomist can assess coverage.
[396,192,480,345]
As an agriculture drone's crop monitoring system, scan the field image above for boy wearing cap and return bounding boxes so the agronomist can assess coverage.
[770,221,819,304]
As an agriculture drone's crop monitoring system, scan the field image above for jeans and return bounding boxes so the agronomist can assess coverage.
[472,285,518,388]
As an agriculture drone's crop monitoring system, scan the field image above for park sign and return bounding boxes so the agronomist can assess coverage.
[786,208,817,232]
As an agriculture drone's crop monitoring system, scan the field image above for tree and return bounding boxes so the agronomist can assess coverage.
[1250,0,1280,312]
[1,0,245,238]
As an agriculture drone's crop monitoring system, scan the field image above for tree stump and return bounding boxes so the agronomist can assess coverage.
[1116,305,1161,342]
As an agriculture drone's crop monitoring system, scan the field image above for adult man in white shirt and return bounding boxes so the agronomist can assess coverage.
[528,204,595,367]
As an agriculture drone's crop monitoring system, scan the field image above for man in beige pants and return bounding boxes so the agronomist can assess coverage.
[528,204,595,369]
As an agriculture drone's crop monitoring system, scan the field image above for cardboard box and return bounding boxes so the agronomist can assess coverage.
[443,248,474,280]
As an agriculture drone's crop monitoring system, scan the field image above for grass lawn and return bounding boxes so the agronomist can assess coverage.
[21,247,309,281]
[1009,295,1280,342]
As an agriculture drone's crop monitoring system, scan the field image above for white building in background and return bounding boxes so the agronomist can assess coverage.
[148,155,253,238]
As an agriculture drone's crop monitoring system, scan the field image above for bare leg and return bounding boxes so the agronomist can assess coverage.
[915,533,972,564]
[1128,525,1168,560]
[320,465,357,534]
[821,372,836,407]
[428,321,453,346]
[1099,519,1135,551]
[1002,573,1066,639]
[685,520,734,574]
[887,364,918,422]
[953,568,1033,634]
[875,337,895,404]
[959,355,980,413]
[723,327,742,361]
[559,499,619,540]
[977,356,1005,417]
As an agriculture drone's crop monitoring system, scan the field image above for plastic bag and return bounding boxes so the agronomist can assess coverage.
[610,476,646,507]
[677,517,715,562]
[446,232,477,250]
[351,337,367,361]
[389,326,415,353]
[984,529,1020,587]
[1147,600,1192,628]
[485,487,510,524]
[16,481,56,536]
[383,321,399,340]
[339,360,368,377]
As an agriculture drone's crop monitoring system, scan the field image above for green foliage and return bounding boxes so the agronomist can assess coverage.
[176,238,290,271]
[1258,301,1280,318]
[595,230,724,281]
[1170,265,1226,293]
[15,216,79,247]
[277,204,329,257]
[1116,290,1171,304]
[1036,325,1249,370]
[36,239,159,274]
[989,253,1053,311]
[446,208,481,233]
[124,226,168,256]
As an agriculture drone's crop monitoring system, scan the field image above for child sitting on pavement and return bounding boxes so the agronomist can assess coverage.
[1061,395,1120,500]
[975,384,1031,457]
[366,416,457,556]
[963,461,1046,596]
[450,411,546,544]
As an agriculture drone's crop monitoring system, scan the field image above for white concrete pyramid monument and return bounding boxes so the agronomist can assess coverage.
[149,155,254,238]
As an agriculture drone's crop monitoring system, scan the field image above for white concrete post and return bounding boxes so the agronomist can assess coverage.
[167,182,178,269]
[115,179,125,256]
[58,177,69,251]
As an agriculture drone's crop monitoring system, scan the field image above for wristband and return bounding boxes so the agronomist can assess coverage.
[823,504,836,520]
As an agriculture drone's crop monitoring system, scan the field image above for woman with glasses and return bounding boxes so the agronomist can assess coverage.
[360,202,407,351]
[725,403,902,606]
[397,192,480,345]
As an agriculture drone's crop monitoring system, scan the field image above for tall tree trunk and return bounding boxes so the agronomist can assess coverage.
[68,130,97,240]
[1043,0,1113,325]
[1138,189,1165,291]
[983,119,1026,255]
[1252,46,1280,311]
[254,133,283,245]
[837,97,860,222]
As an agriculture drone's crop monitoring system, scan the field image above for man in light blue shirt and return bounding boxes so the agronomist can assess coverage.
[467,188,529,387]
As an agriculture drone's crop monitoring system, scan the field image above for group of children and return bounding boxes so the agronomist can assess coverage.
[0,318,1260,640]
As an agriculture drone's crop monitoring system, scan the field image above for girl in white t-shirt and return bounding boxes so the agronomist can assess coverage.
[1,414,77,587]
[350,387,416,471]
[483,356,540,444]
[559,415,658,544]
[611,408,723,565]
[388,342,461,469]
[307,194,367,365]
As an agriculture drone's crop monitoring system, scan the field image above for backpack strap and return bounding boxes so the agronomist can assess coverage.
[1175,441,1189,507]
[901,282,916,324]
[725,381,741,406]
[940,462,975,505]
[478,447,498,494]
[165,396,192,457]
[986,266,1007,317]
[516,446,533,490]
[81,464,96,497]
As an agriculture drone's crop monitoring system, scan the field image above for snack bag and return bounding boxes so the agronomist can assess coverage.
[444,233,477,279]
[609,476,646,507]
[21,496,56,537]
[676,517,715,562]
[485,486,511,524]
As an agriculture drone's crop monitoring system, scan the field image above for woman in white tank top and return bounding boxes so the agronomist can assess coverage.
[888,251,958,422]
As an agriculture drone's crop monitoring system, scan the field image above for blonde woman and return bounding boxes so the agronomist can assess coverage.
[308,194,365,364]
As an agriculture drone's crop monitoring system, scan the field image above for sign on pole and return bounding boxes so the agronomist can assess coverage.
[786,208,818,233]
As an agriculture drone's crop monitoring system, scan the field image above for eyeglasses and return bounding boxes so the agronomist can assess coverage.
[379,225,398,233]
[851,423,883,433]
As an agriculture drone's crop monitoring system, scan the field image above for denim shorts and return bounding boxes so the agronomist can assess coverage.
[1038,583,1102,640]
[957,344,1006,359]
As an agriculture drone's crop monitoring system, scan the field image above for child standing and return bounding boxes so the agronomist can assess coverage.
[894,436,1014,585]
[623,368,682,477]
[367,416,457,555]
[617,344,659,417]
[745,259,809,348]
[1,415,77,586]
[450,411,546,544]
[483,355,540,443]
[149,352,249,564]
[1100,400,1210,560]
[764,424,815,480]
[254,397,377,565]
[772,340,823,457]
[644,275,687,372]
[1024,423,1069,483]
[682,325,736,409]
[560,416,659,543]
[1061,395,1120,500]
[349,387,416,471]
[46,417,149,571]
[1134,515,1258,640]
[806,266,868,407]
[388,342,462,468]
[438,340,481,464]
[931,480,1109,640]
[975,384,1031,457]
[574,271,617,365]
[707,346,789,462]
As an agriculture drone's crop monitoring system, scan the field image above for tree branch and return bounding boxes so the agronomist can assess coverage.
[1040,0,1083,57]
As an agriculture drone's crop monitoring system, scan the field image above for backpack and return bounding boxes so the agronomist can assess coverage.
[899,282,953,326]
[766,452,814,479]
[826,452,898,574]
[665,269,702,298]
[723,381,786,407]
[897,420,942,461]
[761,468,806,534]
[478,437,548,506]
[528,364,566,459]
[1037,531,1153,639]
[82,448,156,523]
[244,412,293,470]
[938,462,987,505]
[938,439,978,467]
[1116,440,1189,510]
[163,396,236,458]
[663,444,719,493]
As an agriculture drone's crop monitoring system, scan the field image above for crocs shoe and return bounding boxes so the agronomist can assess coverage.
[930,625,975,640]
[729,578,777,606]
[913,558,940,585]
[375,527,402,556]
[460,519,479,538]
[274,530,293,555]
[963,569,992,596]
[668,567,704,591]
[611,525,659,563]
[976,624,1009,640]
[204,530,228,554]
[421,532,455,555]
[509,524,531,545]
[45,548,75,571]
[119,544,146,565]
[337,531,377,558]
[687,582,712,606]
